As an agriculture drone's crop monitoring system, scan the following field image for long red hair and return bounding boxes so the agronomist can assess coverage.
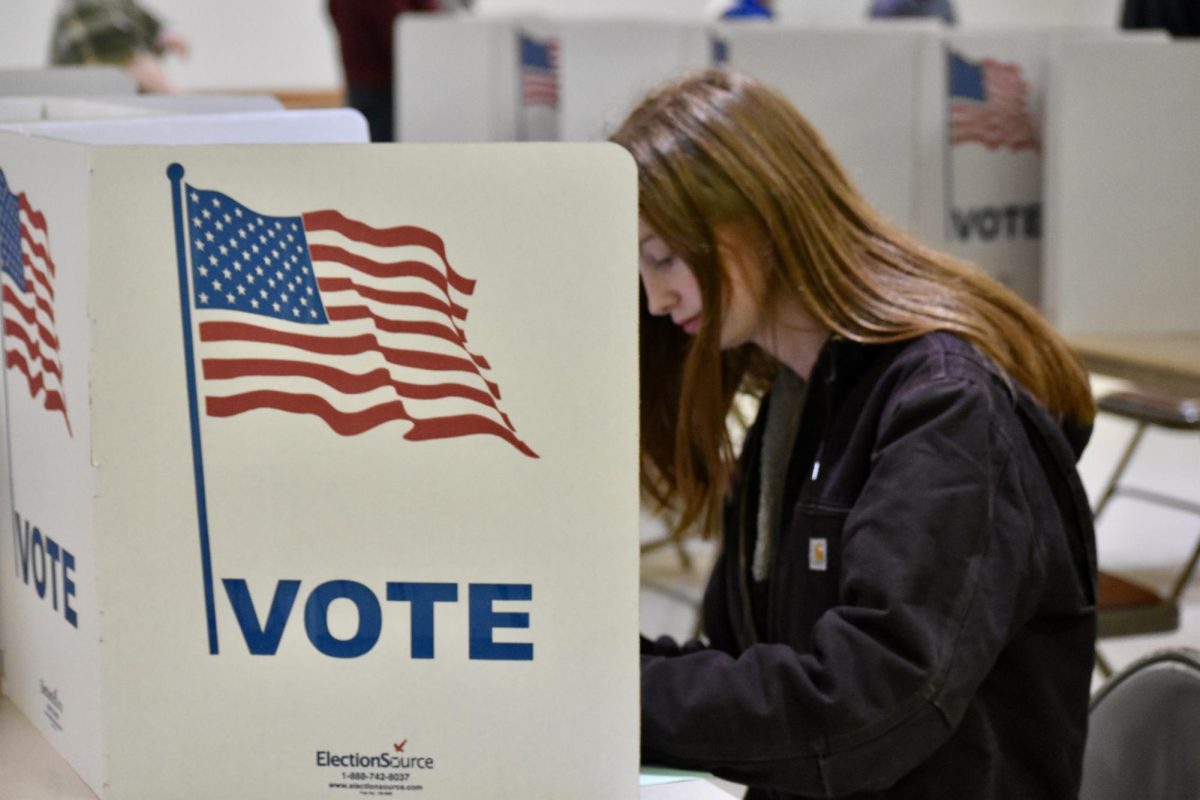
[612,69,1095,536]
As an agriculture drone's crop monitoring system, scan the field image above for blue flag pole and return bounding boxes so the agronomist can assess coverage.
[168,163,220,655]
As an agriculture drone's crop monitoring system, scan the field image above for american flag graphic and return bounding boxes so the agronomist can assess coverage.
[180,182,536,458]
[948,51,1040,153]
[0,169,71,436]
[519,33,559,109]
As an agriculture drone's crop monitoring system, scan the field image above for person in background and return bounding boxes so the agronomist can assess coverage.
[707,0,775,20]
[328,0,439,143]
[50,0,188,93]
[1121,0,1200,36]
[869,0,956,24]
[617,70,1096,799]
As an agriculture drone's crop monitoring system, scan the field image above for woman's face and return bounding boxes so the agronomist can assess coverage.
[638,219,762,349]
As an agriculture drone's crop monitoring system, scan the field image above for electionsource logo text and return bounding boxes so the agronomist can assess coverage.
[316,751,435,770]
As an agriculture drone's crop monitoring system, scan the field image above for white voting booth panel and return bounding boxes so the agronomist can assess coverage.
[0,120,639,798]
[397,15,519,142]
[939,28,1168,307]
[1043,39,1200,335]
[0,110,370,796]
[0,108,368,145]
[0,95,286,125]
[472,0,710,18]
[954,0,1122,28]
[46,93,286,116]
[0,67,136,97]
[719,25,943,238]
[0,98,46,123]
[398,15,566,143]
[557,20,711,142]
[0,113,342,601]
[774,0,874,25]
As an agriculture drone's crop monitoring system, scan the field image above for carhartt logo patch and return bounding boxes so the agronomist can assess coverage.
[809,538,828,572]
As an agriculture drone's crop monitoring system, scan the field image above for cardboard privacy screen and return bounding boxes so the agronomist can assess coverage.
[0,138,639,799]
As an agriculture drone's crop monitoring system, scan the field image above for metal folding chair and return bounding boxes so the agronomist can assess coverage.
[1093,389,1200,676]
[1082,648,1200,800]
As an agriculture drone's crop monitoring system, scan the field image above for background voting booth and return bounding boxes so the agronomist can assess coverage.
[554,20,711,142]
[710,24,945,250]
[397,16,521,143]
[0,108,641,799]
[396,18,1181,314]
[0,67,136,98]
[0,95,286,125]
[1043,38,1200,336]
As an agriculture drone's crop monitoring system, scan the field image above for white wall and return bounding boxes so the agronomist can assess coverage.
[473,0,1122,28]
[953,0,1122,28]
[0,0,1127,94]
[774,0,1122,27]
[2,0,59,70]
[1,0,343,91]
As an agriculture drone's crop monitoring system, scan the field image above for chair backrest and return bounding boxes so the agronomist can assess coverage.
[1081,648,1200,800]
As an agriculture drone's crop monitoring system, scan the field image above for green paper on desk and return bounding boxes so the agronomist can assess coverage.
[640,766,715,785]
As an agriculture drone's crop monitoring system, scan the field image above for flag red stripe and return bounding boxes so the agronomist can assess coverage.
[317,276,468,321]
[36,291,53,323]
[21,245,56,302]
[4,349,63,405]
[18,194,48,233]
[3,319,64,382]
[301,211,476,295]
[207,391,413,434]
[206,390,535,456]
[1,286,59,351]
[324,304,492,370]
[949,105,1039,151]
[326,304,465,346]
[198,320,503,397]
[9,193,71,435]
[403,413,537,458]
[4,349,71,432]
[950,136,1038,152]
[18,194,50,239]
[202,357,514,428]
[308,244,454,295]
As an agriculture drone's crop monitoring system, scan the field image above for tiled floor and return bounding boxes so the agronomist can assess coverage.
[639,372,1200,697]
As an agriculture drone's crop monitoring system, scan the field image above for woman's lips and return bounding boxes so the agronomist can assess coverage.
[678,315,701,335]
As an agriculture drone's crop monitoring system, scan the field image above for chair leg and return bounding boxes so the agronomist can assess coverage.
[1168,529,1200,601]
[672,537,693,571]
[1093,422,1147,520]
[1095,648,1114,679]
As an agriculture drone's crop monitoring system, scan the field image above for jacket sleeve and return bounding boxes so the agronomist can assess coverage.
[640,376,1043,796]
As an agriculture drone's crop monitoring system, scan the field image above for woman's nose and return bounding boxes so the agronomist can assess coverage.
[641,274,676,316]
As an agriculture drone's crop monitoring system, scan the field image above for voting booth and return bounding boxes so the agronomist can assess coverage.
[0,115,640,799]
[0,67,136,98]
[718,24,945,242]
[556,19,710,142]
[397,15,520,142]
[397,15,1179,314]
[940,30,1049,303]
[0,95,285,125]
[939,28,1169,307]
[1043,38,1200,335]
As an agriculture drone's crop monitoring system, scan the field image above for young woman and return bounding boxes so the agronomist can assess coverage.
[617,70,1097,799]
